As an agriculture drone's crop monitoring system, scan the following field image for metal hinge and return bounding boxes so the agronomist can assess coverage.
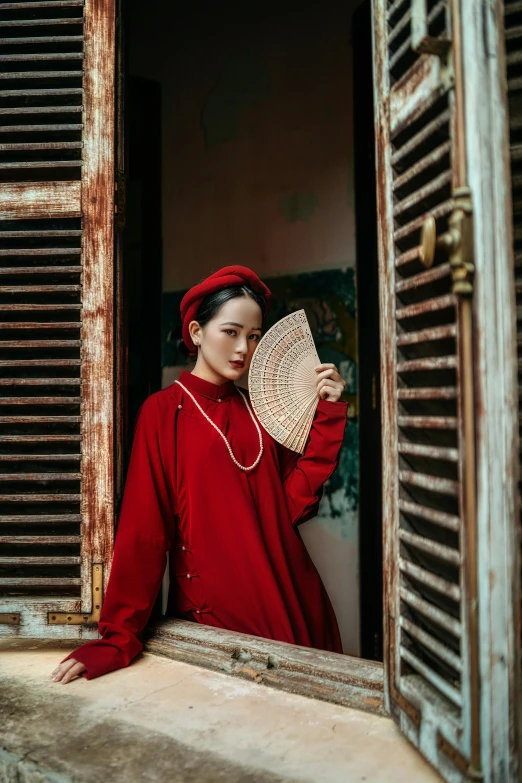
[0,613,20,625]
[47,564,103,625]
[114,169,126,230]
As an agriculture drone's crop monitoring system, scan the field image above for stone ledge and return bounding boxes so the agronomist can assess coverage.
[0,640,441,783]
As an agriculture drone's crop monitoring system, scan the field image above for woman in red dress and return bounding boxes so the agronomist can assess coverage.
[51,266,348,683]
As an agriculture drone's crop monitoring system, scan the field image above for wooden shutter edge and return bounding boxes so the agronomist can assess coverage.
[371,0,400,719]
[80,0,116,609]
[465,0,522,776]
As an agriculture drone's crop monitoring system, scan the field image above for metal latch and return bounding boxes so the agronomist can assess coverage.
[419,187,475,296]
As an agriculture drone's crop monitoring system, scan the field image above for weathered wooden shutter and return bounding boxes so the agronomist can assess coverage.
[0,0,115,639]
[373,1,483,778]
[505,0,522,652]
[504,0,522,768]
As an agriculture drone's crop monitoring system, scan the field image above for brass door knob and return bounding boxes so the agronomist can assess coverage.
[419,214,459,269]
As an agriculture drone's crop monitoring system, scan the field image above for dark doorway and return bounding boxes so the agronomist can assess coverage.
[353,0,384,661]
[121,76,163,471]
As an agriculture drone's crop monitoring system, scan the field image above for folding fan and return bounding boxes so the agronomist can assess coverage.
[248,309,320,453]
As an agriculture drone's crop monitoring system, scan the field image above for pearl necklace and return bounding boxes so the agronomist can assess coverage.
[174,379,264,471]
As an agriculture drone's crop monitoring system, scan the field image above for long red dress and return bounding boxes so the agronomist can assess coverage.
[64,370,348,679]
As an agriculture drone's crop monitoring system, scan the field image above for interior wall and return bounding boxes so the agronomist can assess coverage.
[129,0,361,655]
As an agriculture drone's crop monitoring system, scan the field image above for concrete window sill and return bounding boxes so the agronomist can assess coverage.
[0,639,442,783]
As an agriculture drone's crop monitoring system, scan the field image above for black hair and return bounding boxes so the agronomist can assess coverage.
[177,284,267,358]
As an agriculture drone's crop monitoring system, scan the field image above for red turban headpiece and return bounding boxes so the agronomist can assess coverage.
[180,265,272,354]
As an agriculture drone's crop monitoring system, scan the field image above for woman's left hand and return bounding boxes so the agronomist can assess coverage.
[315,363,347,402]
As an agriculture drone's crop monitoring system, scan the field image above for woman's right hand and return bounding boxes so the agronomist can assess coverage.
[50,658,86,684]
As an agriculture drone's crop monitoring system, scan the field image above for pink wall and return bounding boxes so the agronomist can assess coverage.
[129,2,357,292]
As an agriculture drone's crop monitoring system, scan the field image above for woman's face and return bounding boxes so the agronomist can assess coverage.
[189,295,263,383]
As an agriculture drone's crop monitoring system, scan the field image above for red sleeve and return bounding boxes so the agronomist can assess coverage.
[278,399,348,527]
[61,394,176,679]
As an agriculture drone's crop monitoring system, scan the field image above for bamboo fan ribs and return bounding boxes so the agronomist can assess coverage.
[248,310,320,454]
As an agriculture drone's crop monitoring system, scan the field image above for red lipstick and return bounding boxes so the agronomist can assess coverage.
[230,360,244,369]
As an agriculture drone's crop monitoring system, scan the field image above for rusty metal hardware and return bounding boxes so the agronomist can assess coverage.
[419,188,474,296]
[114,168,126,230]
[0,613,20,625]
[411,0,451,58]
[47,564,103,625]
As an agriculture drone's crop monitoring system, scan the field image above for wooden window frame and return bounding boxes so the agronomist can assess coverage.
[145,619,384,715]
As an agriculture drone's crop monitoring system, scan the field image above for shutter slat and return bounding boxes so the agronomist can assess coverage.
[400,587,462,636]
[0,125,83,132]
[396,294,456,320]
[400,617,462,671]
[393,199,455,243]
[399,558,461,601]
[388,9,410,48]
[399,529,461,565]
[0,88,82,97]
[505,23,522,40]
[397,324,456,346]
[397,356,457,372]
[387,0,408,19]
[0,2,84,8]
[399,470,460,496]
[0,285,81,291]
[0,305,81,310]
[0,398,81,404]
[399,499,460,531]
[0,54,84,62]
[0,416,81,423]
[0,143,82,150]
[400,646,462,708]
[393,141,452,191]
[0,20,83,28]
[0,340,81,347]
[0,473,81,480]
[398,415,458,429]
[397,387,458,400]
[0,107,82,115]
[0,231,81,238]
[0,35,83,44]
[0,323,80,329]
[0,359,81,366]
[392,110,451,167]
[0,162,81,169]
[0,73,83,80]
[393,171,453,218]
[0,435,80,442]
[0,454,80,461]
[0,536,80,545]
[0,515,80,523]
[0,557,80,565]
[505,1,522,16]
[395,263,452,294]
[0,578,81,586]
[0,494,81,501]
[398,442,459,461]
[0,378,79,385]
